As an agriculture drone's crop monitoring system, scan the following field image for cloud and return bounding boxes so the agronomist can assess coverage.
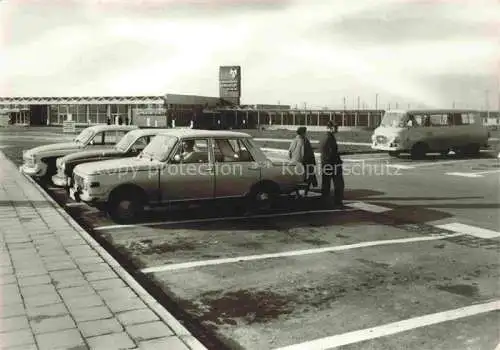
[0,0,498,109]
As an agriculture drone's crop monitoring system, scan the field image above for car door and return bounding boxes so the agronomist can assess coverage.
[160,138,215,202]
[213,138,262,198]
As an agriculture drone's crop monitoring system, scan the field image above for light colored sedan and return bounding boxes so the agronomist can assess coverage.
[70,129,306,222]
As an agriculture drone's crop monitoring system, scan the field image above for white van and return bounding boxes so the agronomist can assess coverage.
[371,109,489,159]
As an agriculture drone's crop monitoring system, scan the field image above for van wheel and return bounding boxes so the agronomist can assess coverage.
[108,190,145,223]
[410,142,428,160]
[247,182,279,212]
[463,143,480,157]
[388,151,400,157]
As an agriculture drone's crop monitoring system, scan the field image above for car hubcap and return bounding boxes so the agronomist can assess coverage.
[257,192,269,201]
[118,200,134,218]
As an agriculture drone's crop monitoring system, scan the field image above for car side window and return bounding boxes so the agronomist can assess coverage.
[89,132,105,145]
[104,131,127,145]
[173,138,209,164]
[131,136,149,151]
[214,138,254,162]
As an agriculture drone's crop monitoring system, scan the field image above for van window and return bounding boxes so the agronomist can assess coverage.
[461,112,478,125]
[429,114,448,126]
[380,111,407,127]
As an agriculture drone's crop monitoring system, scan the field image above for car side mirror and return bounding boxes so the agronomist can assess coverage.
[233,153,240,159]
[89,140,95,145]
[173,154,182,163]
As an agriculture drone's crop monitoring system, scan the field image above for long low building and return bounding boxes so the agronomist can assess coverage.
[1,94,497,129]
[0,93,386,129]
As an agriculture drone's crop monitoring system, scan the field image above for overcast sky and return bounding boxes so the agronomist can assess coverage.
[0,0,499,109]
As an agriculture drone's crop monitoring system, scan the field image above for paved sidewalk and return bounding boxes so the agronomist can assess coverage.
[0,151,206,350]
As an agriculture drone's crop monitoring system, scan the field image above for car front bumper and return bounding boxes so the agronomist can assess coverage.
[371,143,405,152]
[52,173,71,187]
[20,163,44,177]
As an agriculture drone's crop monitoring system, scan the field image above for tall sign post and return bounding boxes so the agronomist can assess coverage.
[219,66,241,106]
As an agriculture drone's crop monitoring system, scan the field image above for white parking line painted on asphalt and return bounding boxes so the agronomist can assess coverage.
[256,138,372,147]
[261,148,390,162]
[140,233,463,274]
[388,159,476,170]
[446,169,500,178]
[255,138,319,144]
[273,300,500,350]
[93,207,358,231]
[347,201,392,213]
[445,172,483,178]
[434,222,500,239]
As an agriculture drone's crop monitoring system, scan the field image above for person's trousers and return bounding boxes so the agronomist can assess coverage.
[321,163,344,204]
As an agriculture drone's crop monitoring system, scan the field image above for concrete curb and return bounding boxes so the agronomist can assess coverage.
[18,165,207,350]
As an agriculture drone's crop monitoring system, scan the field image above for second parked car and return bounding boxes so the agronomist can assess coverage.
[52,128,171,188]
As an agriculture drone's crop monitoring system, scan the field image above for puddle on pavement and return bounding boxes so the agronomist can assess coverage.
[126,239,197,255]
[184,289,293,326]
[436,284,479,298]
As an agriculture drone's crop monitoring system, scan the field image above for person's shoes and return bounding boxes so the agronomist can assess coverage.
[332,202,346,209]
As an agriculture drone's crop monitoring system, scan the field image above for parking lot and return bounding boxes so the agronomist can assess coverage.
[1,130,499,350]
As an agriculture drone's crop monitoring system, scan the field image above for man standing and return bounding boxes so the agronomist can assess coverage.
[320,120,344,207]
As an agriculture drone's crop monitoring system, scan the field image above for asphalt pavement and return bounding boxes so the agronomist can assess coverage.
[1,128,499,350]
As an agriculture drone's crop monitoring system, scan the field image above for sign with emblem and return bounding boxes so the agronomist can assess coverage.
[219,66,241,104]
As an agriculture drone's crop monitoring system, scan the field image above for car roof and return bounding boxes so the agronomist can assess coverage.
[127,128,171,137]
[86,124,138,132]
[156,129,252,139]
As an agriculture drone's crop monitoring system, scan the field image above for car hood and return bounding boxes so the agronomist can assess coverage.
[74,157,161,176]
[60,148,121,163]
[25,142,81,157]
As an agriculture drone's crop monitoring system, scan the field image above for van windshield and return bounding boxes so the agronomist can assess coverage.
[380,111,408,128]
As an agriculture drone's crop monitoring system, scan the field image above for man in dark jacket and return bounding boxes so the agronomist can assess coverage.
[320,120,344,207]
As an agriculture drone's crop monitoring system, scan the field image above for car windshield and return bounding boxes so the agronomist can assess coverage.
[75,129,95,144]
[380,111,408,128]
[115,132,138,152]
[140,134,178,161]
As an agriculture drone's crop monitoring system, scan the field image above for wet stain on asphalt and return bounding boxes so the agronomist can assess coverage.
[436,284,479,298]
[302,238,331,246]
[356,258,390,269]
[184,289,293,326]
[233,241,264,250]
[126,239,197,255]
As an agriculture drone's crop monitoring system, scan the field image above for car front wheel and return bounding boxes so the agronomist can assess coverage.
[108,191,144,223]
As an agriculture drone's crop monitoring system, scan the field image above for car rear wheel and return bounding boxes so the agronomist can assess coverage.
[247,183,279,213]
[108,191,145,223]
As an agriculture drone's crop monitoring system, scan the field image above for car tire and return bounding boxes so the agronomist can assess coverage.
[247,183,279,213]
[108,190,145,224]
[40,158,56,185]
[410,142,428,160]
